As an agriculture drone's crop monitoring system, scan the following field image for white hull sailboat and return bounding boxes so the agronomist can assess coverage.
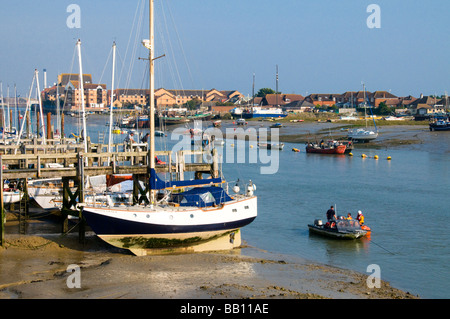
[347,83,378,142]
[82,0,257,256]
[347,128,378,141]
[83,188,257,255]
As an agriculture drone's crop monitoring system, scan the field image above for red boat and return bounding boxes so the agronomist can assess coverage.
[306,141,346,154]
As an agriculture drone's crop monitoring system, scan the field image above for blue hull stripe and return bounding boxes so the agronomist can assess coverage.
[83,210,256,235]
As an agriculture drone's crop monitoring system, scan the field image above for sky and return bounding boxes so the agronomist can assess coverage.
[0,0,449,99]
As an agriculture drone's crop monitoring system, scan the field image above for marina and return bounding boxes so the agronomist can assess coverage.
[0,0,449,302]
[0,118,448,298]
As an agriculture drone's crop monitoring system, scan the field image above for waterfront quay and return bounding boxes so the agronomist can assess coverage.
[0,136,219,247]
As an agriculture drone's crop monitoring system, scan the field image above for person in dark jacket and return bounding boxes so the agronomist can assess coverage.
[326,206,336,221]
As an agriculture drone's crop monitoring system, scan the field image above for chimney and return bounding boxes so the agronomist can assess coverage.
[420,93,423,99]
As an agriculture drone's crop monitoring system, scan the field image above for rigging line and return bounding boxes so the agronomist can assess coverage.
[159,0,184,94]
[118,0,145,93]
[156,11,179,94]
[125,0,146,92]
[115,48,126,87]
[61,45,77,114]
[98,46,113,85]
[165,0,196,89]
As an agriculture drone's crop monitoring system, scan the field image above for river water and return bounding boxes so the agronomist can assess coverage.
[21,114,450,298]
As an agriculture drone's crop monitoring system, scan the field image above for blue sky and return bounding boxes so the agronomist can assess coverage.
[0,0,449,98]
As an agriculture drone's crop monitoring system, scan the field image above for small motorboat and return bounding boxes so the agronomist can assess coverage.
[305,141,346,154]
[270,123,282,128]
[258,142,285,150]
[308,219,368,239]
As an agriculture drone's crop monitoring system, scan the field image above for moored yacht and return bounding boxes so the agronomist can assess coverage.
[82,0,257,256]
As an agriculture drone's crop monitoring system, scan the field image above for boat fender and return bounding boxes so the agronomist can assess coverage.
[331,222,336,228]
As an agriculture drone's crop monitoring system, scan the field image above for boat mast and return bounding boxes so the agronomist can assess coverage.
[276,65,279,107]
[76,39,88,153]
[252,73,255,108]
[56,76,61,137]
[14,85,18,131]
[363,82,367,128]
[0,82,4,139]
[108,41,117,153]
[6,86,10,131]
[16,71,37,147]
[149,0,156,203]
[35,70,46,145]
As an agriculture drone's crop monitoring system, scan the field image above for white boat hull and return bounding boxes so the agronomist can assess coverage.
[3,191,23,204]
[83,196,257,255]
[28,178,63,210]
[347,129,378,141]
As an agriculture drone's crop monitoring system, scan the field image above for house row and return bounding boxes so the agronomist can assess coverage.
[257,91,413,109]
[41,73,244,112]
[40,74,448,116]
[41,73,108,110]
[251,91,449,116]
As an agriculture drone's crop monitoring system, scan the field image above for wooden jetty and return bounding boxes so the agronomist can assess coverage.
[0,139,220,246]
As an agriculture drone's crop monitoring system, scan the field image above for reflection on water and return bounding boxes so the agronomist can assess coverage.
[7,114,449,298]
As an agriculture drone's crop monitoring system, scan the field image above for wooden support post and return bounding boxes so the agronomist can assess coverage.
[133,174,150,206]
[78,154,85,245]
[18,178,29,235]
[36,111,40,138]
[61,113,65,139]
[47,112,52,141]
[212,148,219,179]
[0,156,5,247]
[27,111,31,139]
[37,155,41,178]
[178,151,185,181]
[61,178,70,234]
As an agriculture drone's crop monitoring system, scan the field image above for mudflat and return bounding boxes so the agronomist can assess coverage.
[0,233,416,299]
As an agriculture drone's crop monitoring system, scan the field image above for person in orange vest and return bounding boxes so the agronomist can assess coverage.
[345,213,353,220]
[356,210,365,225]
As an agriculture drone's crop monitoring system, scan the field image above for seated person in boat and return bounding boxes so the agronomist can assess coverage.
[324,221,336,229]
[345,213,353,220]
[356,210,365,225]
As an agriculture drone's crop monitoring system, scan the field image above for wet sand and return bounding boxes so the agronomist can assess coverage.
[1,124,441,300]
[0,233,416,299]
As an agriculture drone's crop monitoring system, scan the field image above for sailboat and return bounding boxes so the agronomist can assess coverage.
[347,83,378,142]
[82,0,257,256]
